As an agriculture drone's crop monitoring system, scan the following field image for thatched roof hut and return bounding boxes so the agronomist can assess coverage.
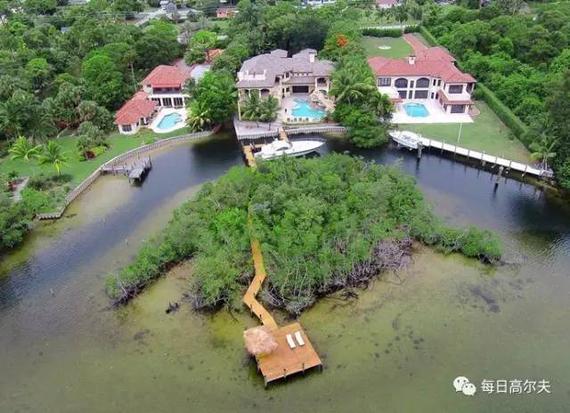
[243,326,278,356]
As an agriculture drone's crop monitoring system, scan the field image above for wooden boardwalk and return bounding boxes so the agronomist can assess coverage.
[243,239,277,329]
[241,156,322,386]
[243,146,257,169]
[411,136,552,178]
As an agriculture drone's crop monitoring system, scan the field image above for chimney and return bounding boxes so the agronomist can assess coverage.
[309,52,315,63]
[408,55,416,65]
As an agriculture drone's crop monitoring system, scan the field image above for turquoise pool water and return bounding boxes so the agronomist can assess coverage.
[292,99,326,119]
[157,112,183,130]
[404,103,429,117]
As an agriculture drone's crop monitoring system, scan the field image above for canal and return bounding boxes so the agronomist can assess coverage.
[0,133,569,412]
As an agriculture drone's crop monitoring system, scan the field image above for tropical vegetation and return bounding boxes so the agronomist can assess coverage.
[107,155,501,311]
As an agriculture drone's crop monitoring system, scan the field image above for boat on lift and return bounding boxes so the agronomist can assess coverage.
[389,130,422,150]
[253,139,325,160]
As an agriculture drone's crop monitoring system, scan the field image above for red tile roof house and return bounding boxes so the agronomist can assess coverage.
[114,63,193,134]
[216,7,237,19]
[368,47,476,118]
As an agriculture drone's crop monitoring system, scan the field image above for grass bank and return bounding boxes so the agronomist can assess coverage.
[401,102,531,163]
[361,36,413,59]
[0,127,191,186]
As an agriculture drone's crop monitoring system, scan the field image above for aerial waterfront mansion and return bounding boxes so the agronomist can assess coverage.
[368,46,476,119]
[236,49,334,122]
[114,61,209,135]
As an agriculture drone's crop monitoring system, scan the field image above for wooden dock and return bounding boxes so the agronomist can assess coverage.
[395,134,553,178]
[102,157,153,183]
[241,165,322,385]
[243,146,257,169]
[256,322,322,385]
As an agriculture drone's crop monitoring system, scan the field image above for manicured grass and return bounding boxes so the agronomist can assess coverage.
[0,127,192,186]
[361,36,413,59]
[401,102,531,163]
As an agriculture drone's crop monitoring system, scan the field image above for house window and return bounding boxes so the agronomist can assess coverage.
[415,90,428,99]
[431,92,435,99]
[173,97,184,107]
[378,77,391,86]
[395,78,408,88]
[466,83,474,93]
[152,98,160,104]
[408,90,413,99]
[162,97,172,107]
[122,124,132,132]
[451,104,465,113]
[432,79,437,86]
[437,79,442,86]
[410,81,414,88]
[398,90,407,99]
[449,85,463,94]
[417,77,430,88]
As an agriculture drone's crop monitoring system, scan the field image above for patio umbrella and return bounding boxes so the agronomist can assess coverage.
[243,326,278,356]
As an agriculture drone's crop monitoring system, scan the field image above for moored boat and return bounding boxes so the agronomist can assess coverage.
[253,139,325,160]
[389,130,422,150]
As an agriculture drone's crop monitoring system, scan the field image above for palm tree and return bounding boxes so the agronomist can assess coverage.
[39,141,69,175]
[530,134,557,170]
[330,70,376,105]
[241,92,263,124]
[9,136,42,162]
[260,96,280,129]
[187,102,212,131]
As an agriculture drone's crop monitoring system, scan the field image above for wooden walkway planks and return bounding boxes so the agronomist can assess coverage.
[243,146,257,168]
[415,136,552,177]
[243,238,277,329]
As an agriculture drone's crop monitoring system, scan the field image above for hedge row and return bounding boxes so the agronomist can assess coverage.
[420,26,529,139]
[474,83,529,138]
[419,26,438,46]
[362,25,419,38]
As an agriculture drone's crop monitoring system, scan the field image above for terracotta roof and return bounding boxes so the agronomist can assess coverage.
[206,48,224,63]
[114,91,156,125]
[142,65,189,89]
[368,48,475,83]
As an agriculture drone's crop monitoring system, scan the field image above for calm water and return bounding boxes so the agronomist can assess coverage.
[1,133,569,413]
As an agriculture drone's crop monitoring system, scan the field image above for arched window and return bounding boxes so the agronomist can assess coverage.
[416,77,430,88]
[395,78,408,88]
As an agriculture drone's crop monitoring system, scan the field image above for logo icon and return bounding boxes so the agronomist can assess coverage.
[453,376,477,396]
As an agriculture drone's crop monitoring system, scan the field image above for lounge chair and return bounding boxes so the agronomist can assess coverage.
[294,331,305,346]
[286,334,296,349]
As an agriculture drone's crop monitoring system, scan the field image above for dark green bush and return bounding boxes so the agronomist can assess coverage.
[109,155,502,310]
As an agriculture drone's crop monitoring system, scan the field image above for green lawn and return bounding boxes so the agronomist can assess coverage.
[361,36,413,59]
[401,102,531,163]
[0,127,191,186]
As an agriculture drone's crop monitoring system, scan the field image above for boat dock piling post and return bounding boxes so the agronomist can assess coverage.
[417,142,423,159]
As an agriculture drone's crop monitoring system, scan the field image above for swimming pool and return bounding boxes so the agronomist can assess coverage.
[156,112,183,130]
[292,99,326,120]
[404,103,429,117]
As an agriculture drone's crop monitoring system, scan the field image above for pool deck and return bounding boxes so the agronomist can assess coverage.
[391,100,473,124]
[280,95,327,124]
[149,108,188,133]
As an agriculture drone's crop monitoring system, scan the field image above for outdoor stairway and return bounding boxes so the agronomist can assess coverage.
[310,90,335,112]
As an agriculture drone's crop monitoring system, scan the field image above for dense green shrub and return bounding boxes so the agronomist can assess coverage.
[108,155,502,311]
[362,26,419,38]
[419,26,438,46]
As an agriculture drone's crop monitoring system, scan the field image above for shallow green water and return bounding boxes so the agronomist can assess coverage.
[1,135,569,412]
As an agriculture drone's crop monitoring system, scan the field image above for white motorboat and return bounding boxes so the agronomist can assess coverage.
[389,130,422,150]
[253,139,325,160]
